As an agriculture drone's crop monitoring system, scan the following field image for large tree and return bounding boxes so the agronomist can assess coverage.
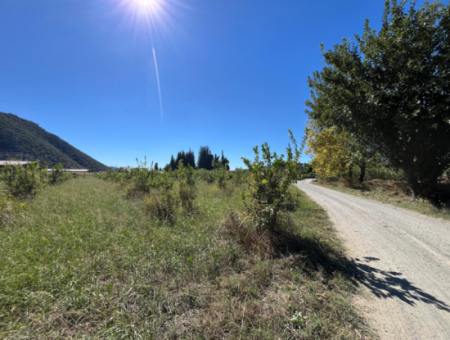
[197,146,214,170]
[197,147,229,170]
[306,0,450,199]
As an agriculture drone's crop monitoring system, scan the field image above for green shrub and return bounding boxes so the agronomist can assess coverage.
[365,165,404,181]
[49,163,72,185]
[233,168,248,185]
[300,172,316,180]
[196,169,215,183]
[177,162,197,212]
[242,130,301,231]
[282,189,301,212]
[156,170,174,191]
[178,185,197,212]
[125,159,160,197]
[212,160,229,189]
[145,190,178,223]
[98,168,124,182]
[176,161,196,187]
[0,161,47,198]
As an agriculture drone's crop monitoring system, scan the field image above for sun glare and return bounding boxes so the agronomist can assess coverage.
[135,0,158,9]
[132,0,162,16]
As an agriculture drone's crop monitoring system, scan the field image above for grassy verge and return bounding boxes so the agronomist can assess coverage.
[317,179,450,221]
[0,178,369,339]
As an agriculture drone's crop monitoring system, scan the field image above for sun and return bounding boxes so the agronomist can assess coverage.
[118,0,176,41]
[133,0,161,13]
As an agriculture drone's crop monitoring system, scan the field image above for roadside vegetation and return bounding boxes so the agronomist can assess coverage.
[305,0,450,202]
[0,136,371,339]
[304,0,450,217]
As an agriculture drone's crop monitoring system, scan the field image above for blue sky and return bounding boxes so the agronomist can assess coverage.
[0,0,441,169]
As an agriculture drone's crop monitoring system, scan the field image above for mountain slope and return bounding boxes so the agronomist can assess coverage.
[0,112,108,171]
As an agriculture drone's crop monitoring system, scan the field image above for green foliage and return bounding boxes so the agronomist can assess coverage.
[365,165,404,181]
[49,163,72,185]
[0,161,47,198]
[146,190,179,223]
[98,168,124,182]
[156,170,175,191]
[197,146,229,170]
[232,168,248,185]
[0,112,108,171]
[212,160,229,189]
[0,178,369,339]
[306,0,450,198]
[242,130,301,230]
[306,121,380,183]
[165,150,196,171]
[282,188,301,212]
[196,168,215,183]
[177,161,196,187]
[0,193,26,224]
[125,159,160,197]
[177,161,197,212]
[100,160,196,217]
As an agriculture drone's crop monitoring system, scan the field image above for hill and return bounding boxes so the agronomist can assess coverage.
[0,112,108,171]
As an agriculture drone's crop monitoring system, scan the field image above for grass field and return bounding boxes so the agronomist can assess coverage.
[317,179,450,221]
[0,177,370,339]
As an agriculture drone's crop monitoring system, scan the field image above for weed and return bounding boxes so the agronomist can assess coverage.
[146,190,179,223]
[0,193,26,225]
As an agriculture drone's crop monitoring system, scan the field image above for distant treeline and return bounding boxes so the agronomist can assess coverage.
[164,146,230,171]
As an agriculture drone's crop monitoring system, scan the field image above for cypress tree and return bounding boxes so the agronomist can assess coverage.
[169,155,176,170]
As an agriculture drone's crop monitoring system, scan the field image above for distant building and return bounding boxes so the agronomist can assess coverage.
[0,161,90,175]
[0,161,29,167]
[46,169,89,173]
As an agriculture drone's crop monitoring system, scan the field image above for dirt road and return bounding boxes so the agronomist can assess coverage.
[296,180,450,340]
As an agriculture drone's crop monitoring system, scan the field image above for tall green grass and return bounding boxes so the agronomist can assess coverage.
[0,178,369,339]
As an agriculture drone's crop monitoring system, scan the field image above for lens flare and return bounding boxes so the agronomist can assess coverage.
[133,0,162,16]
[152,47,164,123]
[115,0,184,123]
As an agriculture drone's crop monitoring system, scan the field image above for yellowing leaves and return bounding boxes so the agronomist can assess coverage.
[306,121,350,179]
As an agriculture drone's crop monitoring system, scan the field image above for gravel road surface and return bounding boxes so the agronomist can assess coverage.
[296,179,450,340]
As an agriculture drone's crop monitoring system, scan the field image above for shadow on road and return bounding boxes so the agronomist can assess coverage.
[348,257,450,313]
[273,226,450,314]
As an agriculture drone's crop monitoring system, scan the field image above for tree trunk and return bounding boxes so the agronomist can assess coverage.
[359,165,366,183]
[406,173,440,201]
[409,183,419,201]
[406,169,422,201]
